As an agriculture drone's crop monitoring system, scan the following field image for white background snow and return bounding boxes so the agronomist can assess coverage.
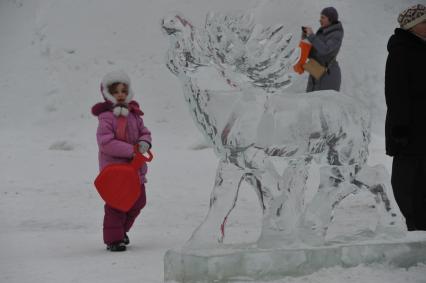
[1,0,425,282]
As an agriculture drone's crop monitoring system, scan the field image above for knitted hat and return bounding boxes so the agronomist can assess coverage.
[321,7,339,24]
[398,4,426,30]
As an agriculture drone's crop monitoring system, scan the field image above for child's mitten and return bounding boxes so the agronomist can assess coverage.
[138,141,150,154]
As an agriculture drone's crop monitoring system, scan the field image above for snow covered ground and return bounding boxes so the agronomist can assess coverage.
[1,0,425,282]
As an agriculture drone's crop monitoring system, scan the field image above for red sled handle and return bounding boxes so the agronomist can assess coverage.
[131,144,153,170]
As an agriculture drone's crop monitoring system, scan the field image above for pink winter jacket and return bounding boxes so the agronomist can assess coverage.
[96,110,152,183]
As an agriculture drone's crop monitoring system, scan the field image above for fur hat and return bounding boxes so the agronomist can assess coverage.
[100,70,135,104]
[321,7,339,24]
[398,4,426,30]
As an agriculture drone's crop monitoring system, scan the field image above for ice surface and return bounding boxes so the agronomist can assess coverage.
[162,12,407,250]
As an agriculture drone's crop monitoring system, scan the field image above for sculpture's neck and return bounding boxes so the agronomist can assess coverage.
[166,34,224,156]
[181,76,224,156]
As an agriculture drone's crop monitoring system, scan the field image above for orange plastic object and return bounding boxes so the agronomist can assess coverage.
[94,146,153,212]
[293,40,312,74]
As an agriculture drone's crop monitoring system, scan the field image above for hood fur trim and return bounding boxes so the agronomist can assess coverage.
[100,70,135,104]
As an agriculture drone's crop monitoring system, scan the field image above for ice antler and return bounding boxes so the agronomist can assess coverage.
[204,12,299,92]
[162,12,299,93]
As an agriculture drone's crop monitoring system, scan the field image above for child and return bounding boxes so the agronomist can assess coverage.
[92,70,152,252]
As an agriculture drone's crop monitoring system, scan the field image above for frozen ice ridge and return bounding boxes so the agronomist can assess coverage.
[162,12,425,282]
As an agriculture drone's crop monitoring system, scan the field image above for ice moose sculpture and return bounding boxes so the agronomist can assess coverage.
[162,13,405,249]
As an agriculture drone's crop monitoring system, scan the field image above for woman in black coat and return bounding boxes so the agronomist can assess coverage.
[385,4,426,231]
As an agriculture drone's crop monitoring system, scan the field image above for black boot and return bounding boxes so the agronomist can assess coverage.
[123,233,130,245]
[106,241,126,252]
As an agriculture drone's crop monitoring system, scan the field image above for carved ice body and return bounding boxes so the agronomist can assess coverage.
[162,13,406,249]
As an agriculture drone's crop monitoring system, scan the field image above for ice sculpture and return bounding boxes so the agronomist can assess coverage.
[162,12,406,250]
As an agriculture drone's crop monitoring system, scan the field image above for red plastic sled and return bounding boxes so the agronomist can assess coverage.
[94,146,153,212]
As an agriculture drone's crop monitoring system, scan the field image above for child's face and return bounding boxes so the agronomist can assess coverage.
[111,83,129,104]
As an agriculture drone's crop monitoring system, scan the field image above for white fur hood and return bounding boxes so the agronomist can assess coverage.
[100,70,135,104]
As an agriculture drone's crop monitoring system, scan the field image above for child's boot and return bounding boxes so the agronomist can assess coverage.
[106,241,126,252]
[123,233,130,245]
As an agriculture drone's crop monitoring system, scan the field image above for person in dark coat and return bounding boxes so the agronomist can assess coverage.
[385,4,426,231]
[304,7,344,92]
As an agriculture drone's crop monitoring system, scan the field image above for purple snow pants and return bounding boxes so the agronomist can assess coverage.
[103,184,146,245]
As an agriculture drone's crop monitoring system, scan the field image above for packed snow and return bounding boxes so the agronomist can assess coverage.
[1,0,425,282]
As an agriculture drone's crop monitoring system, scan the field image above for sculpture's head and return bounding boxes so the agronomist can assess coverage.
[161,13,193,36]
[162,13,206,77]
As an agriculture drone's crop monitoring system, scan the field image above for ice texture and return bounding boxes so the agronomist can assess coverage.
[165,237,426,282]
[162,12,406,250]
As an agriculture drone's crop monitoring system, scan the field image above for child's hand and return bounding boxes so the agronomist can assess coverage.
[138,141,150,154]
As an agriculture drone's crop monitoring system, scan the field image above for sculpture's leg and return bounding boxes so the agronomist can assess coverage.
[184,159,245,249]
[241,147,290,229]
[299,165,358,246]
[354,164,406,237]
[243,166,283,245]
[242,148,283,213]
[257,158,312,247]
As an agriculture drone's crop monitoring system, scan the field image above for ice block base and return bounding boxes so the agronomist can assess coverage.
[164,234,426,282]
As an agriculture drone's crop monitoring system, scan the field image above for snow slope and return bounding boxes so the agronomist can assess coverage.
[1,0,425,282]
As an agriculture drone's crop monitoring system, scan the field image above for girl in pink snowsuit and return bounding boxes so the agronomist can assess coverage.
[92,70,152,252]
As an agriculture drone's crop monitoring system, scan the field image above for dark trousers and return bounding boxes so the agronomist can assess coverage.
[103,184,147,245]
[391,156,426,230]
